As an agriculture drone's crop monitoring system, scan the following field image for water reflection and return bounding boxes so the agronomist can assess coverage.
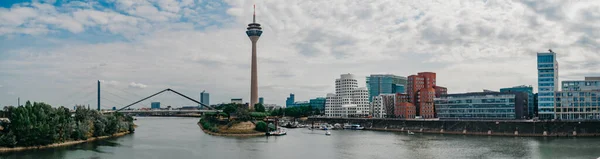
[1,117,600,159]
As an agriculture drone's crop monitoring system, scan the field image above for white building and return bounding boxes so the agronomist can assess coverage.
[371,94,396,118]
[325,74,370,117]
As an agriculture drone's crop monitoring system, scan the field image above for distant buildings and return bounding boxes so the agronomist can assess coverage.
[537,51,559,120]
[309,97,326,111]
[325,74,370,117]
[500,85,534,118]
[434,91,528,120]
[286,94,295,107]
[555,77,600,120]
[259,97,264,105]
[407,72,446,119]
[200,91,210,106]
[288,101,310,108]
[151,102,160,109]
[231,98,243,104]
[264,104,282,111]
[366,74,407,102]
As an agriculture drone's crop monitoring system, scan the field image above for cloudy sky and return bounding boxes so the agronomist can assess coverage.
[1,0,599,108]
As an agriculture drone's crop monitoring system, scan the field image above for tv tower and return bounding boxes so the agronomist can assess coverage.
[246,5,262,109]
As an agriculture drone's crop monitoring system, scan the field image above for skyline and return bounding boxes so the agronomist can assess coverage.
[1,1,600,108]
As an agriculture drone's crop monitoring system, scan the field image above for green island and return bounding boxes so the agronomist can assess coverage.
[0,101,135,152]
[198,103,317,136]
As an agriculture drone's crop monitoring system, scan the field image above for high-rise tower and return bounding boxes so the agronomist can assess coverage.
[246,5,262,110]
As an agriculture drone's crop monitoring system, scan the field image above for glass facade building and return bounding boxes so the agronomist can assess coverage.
[366,74,407,102]
[259,97,264,105]
[537,52,559,119]
[555,79,600,120]
[309,97,326,111]
[151,102,160,109]
[500,85,534,118]
[434,92,528,120]
[200,91,209,106]
[286,94,295,107]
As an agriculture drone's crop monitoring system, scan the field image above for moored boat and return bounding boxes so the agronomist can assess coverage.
[267,128,287,136]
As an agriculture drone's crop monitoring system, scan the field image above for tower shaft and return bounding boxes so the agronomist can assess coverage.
[250,37,259,109]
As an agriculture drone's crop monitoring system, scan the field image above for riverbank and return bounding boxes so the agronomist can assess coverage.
[0,131,131,153]
[197,123,265,137]
[309,117,600,137]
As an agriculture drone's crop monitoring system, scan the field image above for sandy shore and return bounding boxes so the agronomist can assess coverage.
[0,131,131,153]
[198,123,265,137]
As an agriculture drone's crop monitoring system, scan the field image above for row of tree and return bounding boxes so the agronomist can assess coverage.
[0,101,135,147]
[211,103,322,119]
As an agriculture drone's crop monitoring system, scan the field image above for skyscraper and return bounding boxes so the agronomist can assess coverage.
[200,90,210,106]
[537,50,558,119]
[286,94,295,107]
[366,74,407,102]
[246,5,263,109]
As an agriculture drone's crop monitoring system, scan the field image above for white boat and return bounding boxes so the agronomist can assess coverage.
[267,128,287,136]
[326,131,331,136]
[320,124,333,130]
[407,131,414,135]
[349,124,364,130]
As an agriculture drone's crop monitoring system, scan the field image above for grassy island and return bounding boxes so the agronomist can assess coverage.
[0,101,135,152]
[198,103,319,137]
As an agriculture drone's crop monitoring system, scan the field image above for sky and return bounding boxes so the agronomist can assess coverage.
[1,0,599,109]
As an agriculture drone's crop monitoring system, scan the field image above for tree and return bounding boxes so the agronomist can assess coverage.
[315,109,321,115]
[255,121,268,132]
[254,103,266,112]
[223,104,237,118]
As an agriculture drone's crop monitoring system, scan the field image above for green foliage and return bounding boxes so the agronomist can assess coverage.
[199,118,219,133]
[254,103,266,112]
[0,101,135,147]
[255,121,268,132]
[250,112,268,119]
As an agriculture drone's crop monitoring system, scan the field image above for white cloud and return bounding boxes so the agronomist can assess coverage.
[1,0,600,108]
[129,82,148,89]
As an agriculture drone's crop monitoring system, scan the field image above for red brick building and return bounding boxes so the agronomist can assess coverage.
[394,93,415,119]
[406,72,447,119]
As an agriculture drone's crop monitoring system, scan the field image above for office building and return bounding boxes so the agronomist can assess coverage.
[325,74,370,117]
[555,77,600,120]
[259,97,264,105]
[366,74,407,102]
[264,104,282,111]
[151,102,160,109]
[537,50,559,119]
[394,93,415,119]
[434,91,528,120]
[286,94,295,107]
[371,94,395,118]
[500,85,534,118]
[309,97,326,111]
[231,98,243,104]
[288,101,310,108]
[407,72,445,118]
[247,5,263,108]
[200,91,210,106]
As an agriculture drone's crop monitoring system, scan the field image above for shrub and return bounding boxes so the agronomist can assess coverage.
[255,121,268,132]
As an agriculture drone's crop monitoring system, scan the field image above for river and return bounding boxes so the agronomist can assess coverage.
[1,117,600,159]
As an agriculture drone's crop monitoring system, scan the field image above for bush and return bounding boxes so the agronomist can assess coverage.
[250,112,268,119]
[255,121,268,132]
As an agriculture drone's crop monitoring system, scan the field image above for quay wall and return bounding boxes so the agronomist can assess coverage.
[307,118,600,137]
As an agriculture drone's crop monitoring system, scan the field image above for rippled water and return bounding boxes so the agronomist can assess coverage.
[1,117,600,159]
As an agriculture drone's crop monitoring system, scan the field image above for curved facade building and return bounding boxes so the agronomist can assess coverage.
[325,74,369,117]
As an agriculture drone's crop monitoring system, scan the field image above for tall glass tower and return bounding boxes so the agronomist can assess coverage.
[537,50,559,119]
[246,5,262,109]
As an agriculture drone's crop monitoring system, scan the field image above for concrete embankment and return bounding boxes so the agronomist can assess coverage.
[0,131,131,153]
[308,117,600,137]
[197,123,265,137]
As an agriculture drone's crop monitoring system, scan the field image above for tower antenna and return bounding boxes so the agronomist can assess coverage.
[253,4,256,23]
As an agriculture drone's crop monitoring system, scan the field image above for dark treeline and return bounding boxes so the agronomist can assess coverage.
[0,101,135,147]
